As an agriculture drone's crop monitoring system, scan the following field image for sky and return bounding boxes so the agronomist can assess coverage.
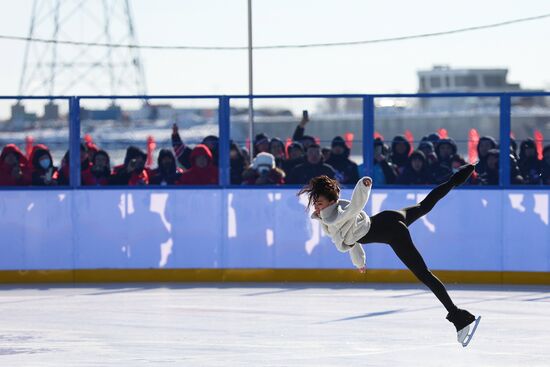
[0,0,549,97]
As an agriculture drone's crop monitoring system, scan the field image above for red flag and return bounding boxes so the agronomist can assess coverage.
[438,128,448,139]
[534,129,544,160]
[245,137,251,153]
[84,134,93,145]
[404,130,414,154]
[146,135,156,168]
[468,128,479,163]
[344,132,354,149]
[25,136,34,159]
[315,137,321,145]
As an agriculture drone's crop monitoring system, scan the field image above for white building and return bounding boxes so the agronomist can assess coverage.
[416,65,544,109]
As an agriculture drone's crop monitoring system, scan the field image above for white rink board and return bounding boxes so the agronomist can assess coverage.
[0,284,549,366]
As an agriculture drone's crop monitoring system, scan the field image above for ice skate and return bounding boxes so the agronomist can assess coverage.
[449,163,475,187]
[447,308,481,347]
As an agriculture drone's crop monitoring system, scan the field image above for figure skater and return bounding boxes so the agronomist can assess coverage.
[299,164,481,347]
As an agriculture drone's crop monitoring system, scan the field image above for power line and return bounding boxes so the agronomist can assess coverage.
[1,12,549,51]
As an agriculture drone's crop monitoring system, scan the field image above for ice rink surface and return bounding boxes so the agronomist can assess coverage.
[0,283,548,366]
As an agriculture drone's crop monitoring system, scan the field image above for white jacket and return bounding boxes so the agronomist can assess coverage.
[310,177,372,268]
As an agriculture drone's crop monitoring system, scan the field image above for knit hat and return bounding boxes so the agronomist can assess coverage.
[252,152,275,170]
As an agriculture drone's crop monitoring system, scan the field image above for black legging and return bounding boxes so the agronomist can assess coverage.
[358,180,458,313]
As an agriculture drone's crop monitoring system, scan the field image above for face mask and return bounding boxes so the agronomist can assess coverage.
[39,158,51,169]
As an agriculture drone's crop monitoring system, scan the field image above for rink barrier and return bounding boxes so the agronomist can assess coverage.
[0,269,549,285]
[1,92,550,189]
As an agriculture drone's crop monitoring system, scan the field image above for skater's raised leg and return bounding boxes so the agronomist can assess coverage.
[401,163,475,226]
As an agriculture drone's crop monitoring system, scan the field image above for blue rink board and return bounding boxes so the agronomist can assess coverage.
[0,189,548,272]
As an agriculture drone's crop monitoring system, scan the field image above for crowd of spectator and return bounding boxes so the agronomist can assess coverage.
[1,115,549,186]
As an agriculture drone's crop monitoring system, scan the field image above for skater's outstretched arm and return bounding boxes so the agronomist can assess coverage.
[339,177,372,221]
[348,243,366,270]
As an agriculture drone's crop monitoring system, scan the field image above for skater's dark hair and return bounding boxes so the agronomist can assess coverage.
[298,175,340,210]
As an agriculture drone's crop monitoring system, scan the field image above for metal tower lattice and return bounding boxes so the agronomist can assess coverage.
[18,0,147,96]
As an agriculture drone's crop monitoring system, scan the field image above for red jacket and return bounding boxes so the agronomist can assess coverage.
[0,144,31,186]
[82,168,111,186]
[178,144,218,185]
[28,144,59,186]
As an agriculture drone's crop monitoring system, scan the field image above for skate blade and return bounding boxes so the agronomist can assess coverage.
[460,316,481,348]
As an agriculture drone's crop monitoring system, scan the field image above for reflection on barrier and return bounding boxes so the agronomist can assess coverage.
[0,188,547,272]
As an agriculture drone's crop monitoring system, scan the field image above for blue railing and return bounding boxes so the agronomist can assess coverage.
[0,92,549,190]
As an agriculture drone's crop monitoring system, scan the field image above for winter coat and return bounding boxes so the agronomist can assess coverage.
[149,149,183,185]
[310,178,372,268]
[0,144,30,186]
[178,144,219,185]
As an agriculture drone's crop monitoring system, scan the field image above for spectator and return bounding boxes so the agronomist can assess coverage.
[287,143,335,184]
[29,144,59,186]
[292,113,316,149]
[396,150,433,185]
[541,145,550,185]
[269,138,286,169]
[254,133,270,156]
[242,152,285,185]
[325,136,359,184]
[282,141,305,175]
[0,144,30,186]
[179,144,218,185]
[171,123,219,168]
[518,138,542,184]
[476,136,498,175]
[149,149,183,185]
[418,140,439,175]
[370,138,397,185]
[390,135,411,175]
[202,135,219,165]
[418,140,435,158]
[432,138,457,183]
[58,143,92,185]
[82,150,112,186]
[230,141,247,185]
[478,148,523,185]
[111,146,149,186]
[479,149,500,185]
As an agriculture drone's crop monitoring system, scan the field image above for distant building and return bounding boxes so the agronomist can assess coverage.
[417,65,545,108]
[43,101,60,120]
[10,103,37,123]
[418,65,521,93]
